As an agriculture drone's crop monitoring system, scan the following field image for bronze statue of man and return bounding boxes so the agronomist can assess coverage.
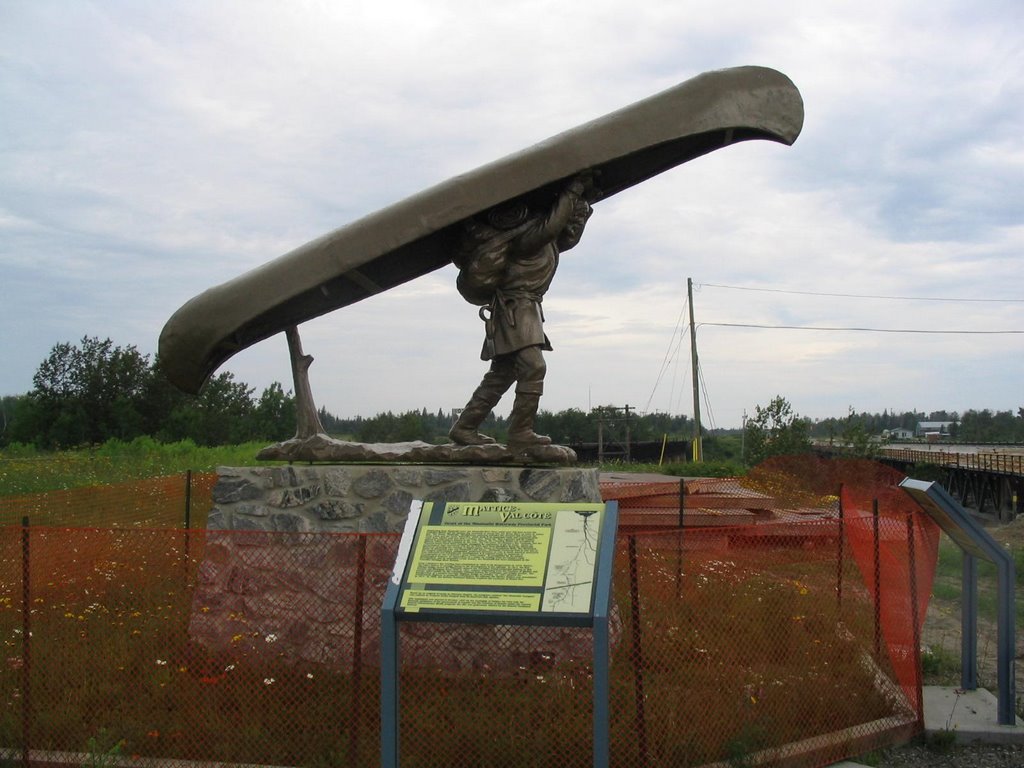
[449,175,594,449]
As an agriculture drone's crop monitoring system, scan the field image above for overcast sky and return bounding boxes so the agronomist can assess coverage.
[2,1,1022,428]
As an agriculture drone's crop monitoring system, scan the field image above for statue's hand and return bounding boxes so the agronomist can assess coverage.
[569,170,601,201]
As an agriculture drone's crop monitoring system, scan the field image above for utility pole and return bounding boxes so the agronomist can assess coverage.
[741,409,747,463]
[623,404,632,462]
[688,278,703,462]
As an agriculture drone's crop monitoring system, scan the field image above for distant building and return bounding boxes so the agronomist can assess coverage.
[882,427,914,440]
[915,421,956,438]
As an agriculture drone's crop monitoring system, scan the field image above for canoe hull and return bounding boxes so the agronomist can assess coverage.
[159,66,804,393]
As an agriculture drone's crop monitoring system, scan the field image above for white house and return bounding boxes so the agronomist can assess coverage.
[915,421,956,438]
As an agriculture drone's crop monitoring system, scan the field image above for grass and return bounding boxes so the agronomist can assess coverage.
[3,446,1007,762]
[0,438,278,496]
[0,528,376,766]
[598,459,747,478]
[925,527,1024,720]
[0,440,748,499]
[0,524,906,768]
[920,643,961,683]
[931,532,1024,627]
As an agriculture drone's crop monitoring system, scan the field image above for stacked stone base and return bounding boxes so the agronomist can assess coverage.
[208,464,601,533]
[192,464,608,670]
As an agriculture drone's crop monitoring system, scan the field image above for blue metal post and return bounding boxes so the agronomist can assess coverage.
[593,612,610,768]
[899,479,1018,726]
[996,558,1017,725]
[380,594,400,767]
[591,502,618,768]
[961,553,978,690]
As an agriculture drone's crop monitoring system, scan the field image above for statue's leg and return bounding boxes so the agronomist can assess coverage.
[449,357,515,445]
[507,347,551,449]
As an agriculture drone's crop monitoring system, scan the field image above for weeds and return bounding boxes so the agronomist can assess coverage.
[82,731,125,768]
[926,728,957,754]
[920,644,960,682]
[0,524,905,767]
[602,459,746,478]
[0,438,277,496]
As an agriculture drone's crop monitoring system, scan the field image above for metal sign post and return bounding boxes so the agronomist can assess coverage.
[381,500,619,767]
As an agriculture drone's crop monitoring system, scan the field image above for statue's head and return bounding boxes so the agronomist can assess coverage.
[486,201,529,230]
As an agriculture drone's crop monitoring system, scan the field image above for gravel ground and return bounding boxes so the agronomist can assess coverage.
[860,741,1024,767]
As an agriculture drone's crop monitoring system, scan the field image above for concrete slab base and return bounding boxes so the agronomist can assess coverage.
[923,686,1024,744]
[831,686,1024,766]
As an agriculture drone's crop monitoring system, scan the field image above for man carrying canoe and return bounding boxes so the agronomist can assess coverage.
[449,174,594,449]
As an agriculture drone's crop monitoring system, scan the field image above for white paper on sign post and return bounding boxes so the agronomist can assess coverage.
[390,500,424,586]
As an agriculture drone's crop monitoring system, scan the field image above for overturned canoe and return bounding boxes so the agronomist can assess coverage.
[159,65,804,393]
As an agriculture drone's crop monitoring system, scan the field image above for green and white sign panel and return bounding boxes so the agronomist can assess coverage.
[394,501,608,620]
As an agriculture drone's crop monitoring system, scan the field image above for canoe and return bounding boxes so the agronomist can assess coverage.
[159,65,804,393]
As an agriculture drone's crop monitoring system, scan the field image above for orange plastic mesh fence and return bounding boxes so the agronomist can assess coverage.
[841,484,940,718]
[0,509,935,766]
[0,472,216,528]
[0,527,397,767]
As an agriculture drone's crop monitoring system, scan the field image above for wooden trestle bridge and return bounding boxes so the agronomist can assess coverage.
[875,448,1024,521]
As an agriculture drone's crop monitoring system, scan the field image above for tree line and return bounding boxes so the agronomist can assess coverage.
[2,337,1021,452]
[811,407,1024,444]
[1,337,699,450]
[1,337,299,448]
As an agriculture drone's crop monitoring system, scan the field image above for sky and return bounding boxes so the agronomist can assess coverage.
[2,1,1022,429]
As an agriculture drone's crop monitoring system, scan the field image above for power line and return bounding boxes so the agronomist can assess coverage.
[699,322,1024,335]
[698,282,1024,304]
[697,359,716,430]
[644,299,689,414]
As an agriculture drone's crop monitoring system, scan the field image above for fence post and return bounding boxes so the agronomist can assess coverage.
[184,470,193,529]
[906,512,924,730]
[183,471,193,587]
[872,499,881,661]
[350,535,367,767]
[627,535,649,768]
[677,478,686,530]
[835,484,844,614]
[21,516,30,768]
[676,479,686,598]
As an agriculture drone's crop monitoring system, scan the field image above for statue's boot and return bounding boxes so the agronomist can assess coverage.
[449,392,499,445]
[506,391,551,450]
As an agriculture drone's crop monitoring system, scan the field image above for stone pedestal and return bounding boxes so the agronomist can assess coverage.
[207,464,602,533]
[191,465,607,668]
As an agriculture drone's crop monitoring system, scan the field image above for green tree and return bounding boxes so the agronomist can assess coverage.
[840,407,878,458]
[1,394,33,446]
[25,337,153,447]
[355,410,430,443]
[535,407,592,444]
[959,409,994,442]
[743,395,811,465]
[252,382,296,441]
[161,372,256,446]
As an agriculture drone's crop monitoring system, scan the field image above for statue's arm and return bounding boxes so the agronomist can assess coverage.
[556,198,593,251]
[511,178,588,255]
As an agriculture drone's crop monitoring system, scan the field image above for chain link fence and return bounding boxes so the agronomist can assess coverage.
[0,458,937,767]
[0,472,216,528]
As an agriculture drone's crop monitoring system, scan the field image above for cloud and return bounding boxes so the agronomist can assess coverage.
[1,1,1022,427]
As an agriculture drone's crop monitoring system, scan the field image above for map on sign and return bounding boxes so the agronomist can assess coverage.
[394,501,609,617]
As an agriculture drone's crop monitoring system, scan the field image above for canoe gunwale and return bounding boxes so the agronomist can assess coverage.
[159,66,804,394]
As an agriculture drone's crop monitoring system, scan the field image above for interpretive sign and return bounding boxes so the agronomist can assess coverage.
[393,500,608,620]
[381,500,618,768]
